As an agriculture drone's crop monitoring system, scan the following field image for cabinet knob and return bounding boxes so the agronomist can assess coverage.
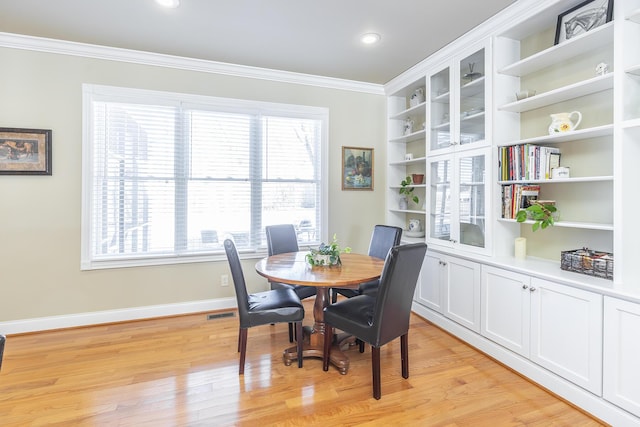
[530,287,536,292]
[449,141,459,146]
[522,284,529,290]
[449,239,457,243]
[439,260,447,266]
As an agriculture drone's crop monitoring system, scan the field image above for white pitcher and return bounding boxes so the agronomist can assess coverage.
[548,111,581,134]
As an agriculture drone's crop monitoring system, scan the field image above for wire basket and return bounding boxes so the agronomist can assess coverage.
[560,248,613,280]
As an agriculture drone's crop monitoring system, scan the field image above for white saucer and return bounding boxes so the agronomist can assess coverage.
[405,230,425,238]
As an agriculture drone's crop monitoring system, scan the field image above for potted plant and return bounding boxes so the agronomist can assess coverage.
[516,200,557,231]
[306,234,352,267]
[399,176,419,208]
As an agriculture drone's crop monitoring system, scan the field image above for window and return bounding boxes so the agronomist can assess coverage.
[81,85,327,270]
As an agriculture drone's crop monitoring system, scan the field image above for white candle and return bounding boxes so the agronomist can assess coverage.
[515,237,527,260]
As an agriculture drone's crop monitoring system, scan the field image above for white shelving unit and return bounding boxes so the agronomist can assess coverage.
[385,78,427,238]
[386,1,640,424]
[492,0,616,264]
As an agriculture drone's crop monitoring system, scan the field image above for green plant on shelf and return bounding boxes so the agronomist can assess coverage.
[399,176,419,205]
[516,201,557,232]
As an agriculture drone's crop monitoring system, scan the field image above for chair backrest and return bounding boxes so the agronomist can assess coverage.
[372,243,427,347]
[265,224,299,256]
[223,239,251,326]
[0,334,5,372]
[368,225,403,260]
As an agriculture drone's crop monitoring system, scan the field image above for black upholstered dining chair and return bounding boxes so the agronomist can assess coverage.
[223,239,304,375]
[331,224,403,302]
[322,242,427,399]
[0,334,5,372]
[265,224,317,342]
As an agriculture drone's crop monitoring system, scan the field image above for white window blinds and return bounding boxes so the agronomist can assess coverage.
[82,85,327,270]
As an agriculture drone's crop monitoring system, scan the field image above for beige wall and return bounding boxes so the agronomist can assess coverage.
[0,46,386,323]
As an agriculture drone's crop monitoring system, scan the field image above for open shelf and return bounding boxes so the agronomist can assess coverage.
[498,23,613,77]
[498,74,614,113]
[498,218,613,231]
[498,125,614,147]
[389,157,427,166]
[498,176,613,185]
[389,129,426,144]
[389,102,426,120]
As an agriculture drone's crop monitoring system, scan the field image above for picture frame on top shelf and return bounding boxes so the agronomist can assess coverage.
[554,0,613,45]
[0,127,52,175]
[342,146,373,190]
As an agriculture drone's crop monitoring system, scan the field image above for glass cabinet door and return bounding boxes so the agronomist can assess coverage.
[457,152,485,248]
[429,67,451,151]
[429,156,452,243]
[458,48,486,146]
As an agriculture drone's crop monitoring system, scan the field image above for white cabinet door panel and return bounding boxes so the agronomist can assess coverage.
[530,278,602,395]
[417,253,443,312]
[481,265,530,357]
[604,297,640,416]
[444,257,481,332]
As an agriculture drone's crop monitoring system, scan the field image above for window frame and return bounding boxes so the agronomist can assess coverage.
[81,84,328,270]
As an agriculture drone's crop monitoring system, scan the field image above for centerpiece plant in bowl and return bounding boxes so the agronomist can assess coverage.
[306,234,351,267]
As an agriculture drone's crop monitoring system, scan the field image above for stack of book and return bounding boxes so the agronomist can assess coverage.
[499,145,561,181]
[501,184,540,219]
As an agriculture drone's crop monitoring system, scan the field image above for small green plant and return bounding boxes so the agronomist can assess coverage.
[306,234,352,266]
[399,176,419,205]
[516,201,557,232]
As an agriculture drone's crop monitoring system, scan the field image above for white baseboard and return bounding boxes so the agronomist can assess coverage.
[0,298,237,335]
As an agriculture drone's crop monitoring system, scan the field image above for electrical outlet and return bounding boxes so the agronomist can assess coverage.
[220,274,229,287]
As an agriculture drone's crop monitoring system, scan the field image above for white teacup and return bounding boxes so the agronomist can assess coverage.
[409,219,422,232]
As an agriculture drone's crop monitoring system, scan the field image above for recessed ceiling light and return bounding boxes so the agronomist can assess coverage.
[155,0,180,8]
[361,33,381,45]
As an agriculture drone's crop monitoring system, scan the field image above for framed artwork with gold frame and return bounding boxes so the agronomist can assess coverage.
[342,146,373,190]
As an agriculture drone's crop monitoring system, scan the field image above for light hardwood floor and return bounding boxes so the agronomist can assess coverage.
[0,299,605,426]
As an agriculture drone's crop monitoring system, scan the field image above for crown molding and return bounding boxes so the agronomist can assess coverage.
[0,32,384,96]
[384,0,556,95]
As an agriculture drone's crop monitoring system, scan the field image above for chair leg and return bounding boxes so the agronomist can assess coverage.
[323,324,333,371]
[358,339,365,353]
[238,328,248,375]
[288,322,294,343]
[296,322,303,368]
[372,346,381,400]
[401,333,409,379]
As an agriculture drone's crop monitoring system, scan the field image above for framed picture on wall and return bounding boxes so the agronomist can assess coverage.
[0,127,52,175]
[342,146,373,190]
[554,0,613,45]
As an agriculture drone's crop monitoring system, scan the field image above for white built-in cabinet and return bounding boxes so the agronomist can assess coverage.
[418,253,480,332]
[389,0,640,423]
[603,297,640,415]
[425,41,491,254]
[481,265,602,395]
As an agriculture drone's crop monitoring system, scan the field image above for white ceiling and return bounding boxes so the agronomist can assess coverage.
[0,0,517,85]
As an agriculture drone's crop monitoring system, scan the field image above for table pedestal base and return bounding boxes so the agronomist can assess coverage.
[283,342,349,374]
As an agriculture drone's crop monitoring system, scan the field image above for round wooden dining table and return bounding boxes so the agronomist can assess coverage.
[255,251,385,374]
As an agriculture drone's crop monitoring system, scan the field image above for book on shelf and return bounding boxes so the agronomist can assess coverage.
[499,144,560,181]
[501,183,540,219]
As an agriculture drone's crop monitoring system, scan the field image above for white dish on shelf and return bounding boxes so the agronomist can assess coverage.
[404,230,425,238]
